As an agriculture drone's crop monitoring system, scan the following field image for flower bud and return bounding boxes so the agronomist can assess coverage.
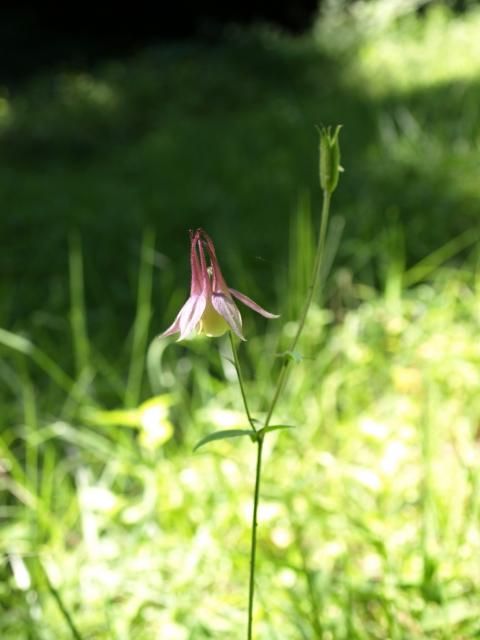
[318,125,342,194]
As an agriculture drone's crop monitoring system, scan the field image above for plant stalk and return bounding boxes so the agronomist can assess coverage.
[264,189,331,429]
[242,187,333,639]
[233,178,334,639]
[37,559,83,640]
[229,332,257,432]
[247,433,264,640]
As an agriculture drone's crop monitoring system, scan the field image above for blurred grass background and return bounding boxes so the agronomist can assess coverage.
[2,1,480,638]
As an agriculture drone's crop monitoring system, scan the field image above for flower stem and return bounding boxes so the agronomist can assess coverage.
[229,332,257,432]
[228,331,262,638]
[37,559,84,640]
[242,188,333,639]
[264,189,332,429]
[291,190,331,353]
[247,433,264,640]
[231,174,333,639]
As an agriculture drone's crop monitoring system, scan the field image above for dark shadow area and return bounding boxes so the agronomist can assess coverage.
[0,3,318,83]
[1,20,479,357]
[2,11,480,639]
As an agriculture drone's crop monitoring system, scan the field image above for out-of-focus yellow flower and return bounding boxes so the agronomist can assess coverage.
[83,395,174,449]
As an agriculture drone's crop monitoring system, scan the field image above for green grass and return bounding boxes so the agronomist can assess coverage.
[2,3,480,638]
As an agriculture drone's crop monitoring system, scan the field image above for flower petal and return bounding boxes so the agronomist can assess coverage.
[159,309,183,337]
[160,294,207,340]
[211,293,245,340]
[202,230,229,292]
[197,231,212,295]
[229,288,280,319]
[189,229,202,296]
[178,294,207,340]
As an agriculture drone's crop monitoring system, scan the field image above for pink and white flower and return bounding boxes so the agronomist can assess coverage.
[161,228,278,341]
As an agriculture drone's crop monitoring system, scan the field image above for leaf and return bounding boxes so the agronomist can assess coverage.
[276,350,303,364]
[0,328,32,355]
[260,424,296,436]
[193,429,255,451]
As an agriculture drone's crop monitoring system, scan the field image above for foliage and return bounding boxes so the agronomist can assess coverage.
[1,3,480,638]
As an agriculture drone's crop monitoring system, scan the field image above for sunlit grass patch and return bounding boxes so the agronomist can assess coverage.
[2,4,480,637]
[358,7,480,93]
[3,253,480,637]
[316,2,480,96]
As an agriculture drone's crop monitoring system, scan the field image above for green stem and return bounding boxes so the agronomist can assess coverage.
[421,385,440,601]
[229,332,257,432]
[247,434,264,640]
[234,186,333,639]
[243,188,333,639]
[264,189,332,429]
[242,188,333,639]
[291,190,331,353]
[37,560,83,640]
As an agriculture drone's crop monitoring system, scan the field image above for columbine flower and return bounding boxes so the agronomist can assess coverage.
[161,228,278,341]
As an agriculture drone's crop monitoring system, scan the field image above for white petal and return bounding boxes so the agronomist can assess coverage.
[159,310,182,337]
[229,288,279,319]
[211,293,245,340]
[178,294,207,340]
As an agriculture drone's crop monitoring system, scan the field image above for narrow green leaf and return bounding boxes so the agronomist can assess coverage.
[34,558,84,640]
[194,429,255,451]
[0,328,32,354]
[260,424,296,436]
[276,350,303,363]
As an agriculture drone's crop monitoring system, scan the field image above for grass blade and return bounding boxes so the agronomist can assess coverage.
[125,228,155,408]
[69,232,91,377]
[194,429,255,451]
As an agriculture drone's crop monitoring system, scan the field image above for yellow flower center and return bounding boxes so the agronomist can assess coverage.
[199,301,229,337]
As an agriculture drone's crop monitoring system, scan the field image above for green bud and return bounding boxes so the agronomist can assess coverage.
[318,125,342,194]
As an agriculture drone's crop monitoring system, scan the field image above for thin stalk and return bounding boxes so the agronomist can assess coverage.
[69,232,90,377]
[228,331,261,637]
[247,434,264,640]
[229,332,257,432]
[36,560,83,640]
[421,385,440,602]
[421,404,432,585]
[264,189,331,429]
[290,190,331,353]
[125,228,155,408]
[241,188,333,639]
